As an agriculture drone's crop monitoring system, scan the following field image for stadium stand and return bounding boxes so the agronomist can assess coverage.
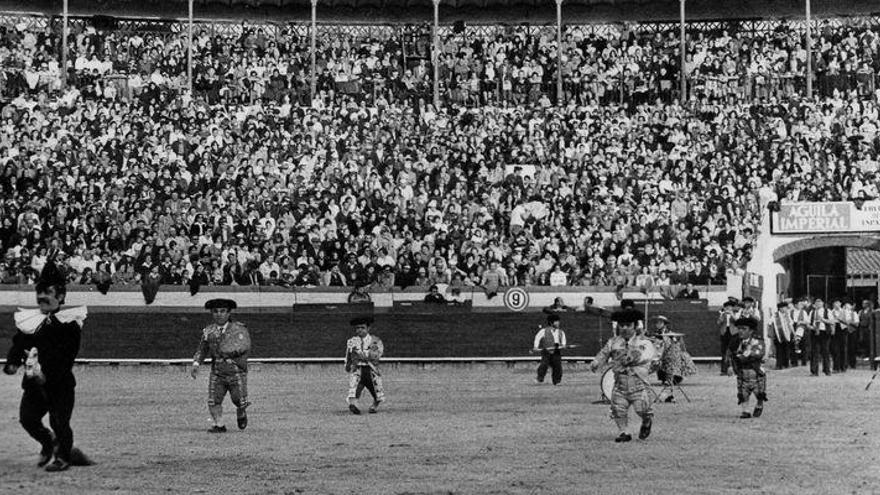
[0,14,878,292]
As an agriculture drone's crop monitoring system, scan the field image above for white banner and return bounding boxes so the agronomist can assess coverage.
[771,201,880,234]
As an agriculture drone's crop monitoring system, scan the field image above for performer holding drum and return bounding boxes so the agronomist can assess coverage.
[590,309,660,442]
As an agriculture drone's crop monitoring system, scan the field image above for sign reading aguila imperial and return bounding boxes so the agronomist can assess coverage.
[771,201,880,234]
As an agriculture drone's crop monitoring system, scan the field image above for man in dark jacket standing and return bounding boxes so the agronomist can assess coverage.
[3,259,85,472]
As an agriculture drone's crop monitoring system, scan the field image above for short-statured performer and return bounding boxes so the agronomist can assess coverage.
[345,316,385,414]
[3,259,88,471]
[533,314,567,385]
[733,317,768,419]
[590,309,659,442]
[191,298,251,432]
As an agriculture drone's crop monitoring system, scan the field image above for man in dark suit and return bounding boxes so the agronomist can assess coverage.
[424,284,447,304]
[3,260,85,472]
[676,283,700,299]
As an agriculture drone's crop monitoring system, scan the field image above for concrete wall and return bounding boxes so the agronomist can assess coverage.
[0,284,733,310]
[0,300,721,360]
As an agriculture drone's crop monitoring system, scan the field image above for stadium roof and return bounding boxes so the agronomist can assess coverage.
[3,0,878,23]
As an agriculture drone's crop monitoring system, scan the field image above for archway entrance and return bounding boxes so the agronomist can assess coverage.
[773,235,880,304]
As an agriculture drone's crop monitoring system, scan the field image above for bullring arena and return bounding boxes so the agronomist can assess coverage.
[0,363,878,494]
[3,0,880,492]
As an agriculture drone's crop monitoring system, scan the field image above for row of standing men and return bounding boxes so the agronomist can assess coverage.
[765,298,875,376]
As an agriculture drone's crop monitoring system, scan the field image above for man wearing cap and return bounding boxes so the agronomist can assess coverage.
[191,298,251,432]
[533,314,567,385]
[733,317,767,418]
[717,300,742,376]
[740,297,761,322]
[345,316,385,414]
[590,309,659,442]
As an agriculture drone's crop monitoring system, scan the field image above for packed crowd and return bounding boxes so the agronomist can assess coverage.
[1,16,879,292]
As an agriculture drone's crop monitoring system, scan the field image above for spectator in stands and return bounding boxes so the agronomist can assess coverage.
[544,297,573,314]
[423,284,447,304]
[676,283,700,300]
[7,14,880,298]
[347,282,372,304]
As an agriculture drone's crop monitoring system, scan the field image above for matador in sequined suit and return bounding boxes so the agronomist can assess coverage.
[192,298,251,432]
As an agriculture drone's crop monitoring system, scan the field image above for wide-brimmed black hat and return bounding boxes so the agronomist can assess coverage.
[611,309,643,325]
[350,316,374,326]
[734,317,758,330]
[36,257,67,293]
[205,298,237,310]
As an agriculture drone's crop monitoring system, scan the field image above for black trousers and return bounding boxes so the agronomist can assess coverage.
[537,349,562,385]
[720,331,740,374]
[354,366,378,402]
[832,331,848,372]
[774,339,791,369]
[798,331,812,366]
[847,331,859,369]
[810,333,832,376]
[20,383,75,462]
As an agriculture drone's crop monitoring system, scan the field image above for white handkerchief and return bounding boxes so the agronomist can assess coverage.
[14,306,88,334]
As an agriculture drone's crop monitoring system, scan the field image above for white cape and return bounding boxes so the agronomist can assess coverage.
[14,306,88,334]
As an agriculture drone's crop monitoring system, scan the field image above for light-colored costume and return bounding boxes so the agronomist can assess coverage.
[193,321,251,411]
[345,334,385,403]
[594,335,659,430]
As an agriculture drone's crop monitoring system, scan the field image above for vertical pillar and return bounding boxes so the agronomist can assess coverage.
[187,0,194,94]
[433,0,440,109]
[556,0,563,106]
[805,0,813,99]
[61,0,69,89]
[310,0,318,103]
[679,0,686,101]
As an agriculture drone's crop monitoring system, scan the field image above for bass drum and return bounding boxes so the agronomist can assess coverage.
[600,368,615,402]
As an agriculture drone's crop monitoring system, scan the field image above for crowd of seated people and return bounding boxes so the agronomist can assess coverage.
[0,15,879,293]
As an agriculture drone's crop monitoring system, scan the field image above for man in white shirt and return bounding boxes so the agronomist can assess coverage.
[810,299,833,376]
[533,314,567,385]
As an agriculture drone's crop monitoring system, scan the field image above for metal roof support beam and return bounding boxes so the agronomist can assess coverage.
[805,0,813,100]
[556,0,562,107]
[311,0,317,104]
[187,0,193,95]
[61,0,68,89]
[679,0,685,102]
[433,0,440,110]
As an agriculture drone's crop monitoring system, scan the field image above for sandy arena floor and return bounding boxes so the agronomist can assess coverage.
[0,363,878,495]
